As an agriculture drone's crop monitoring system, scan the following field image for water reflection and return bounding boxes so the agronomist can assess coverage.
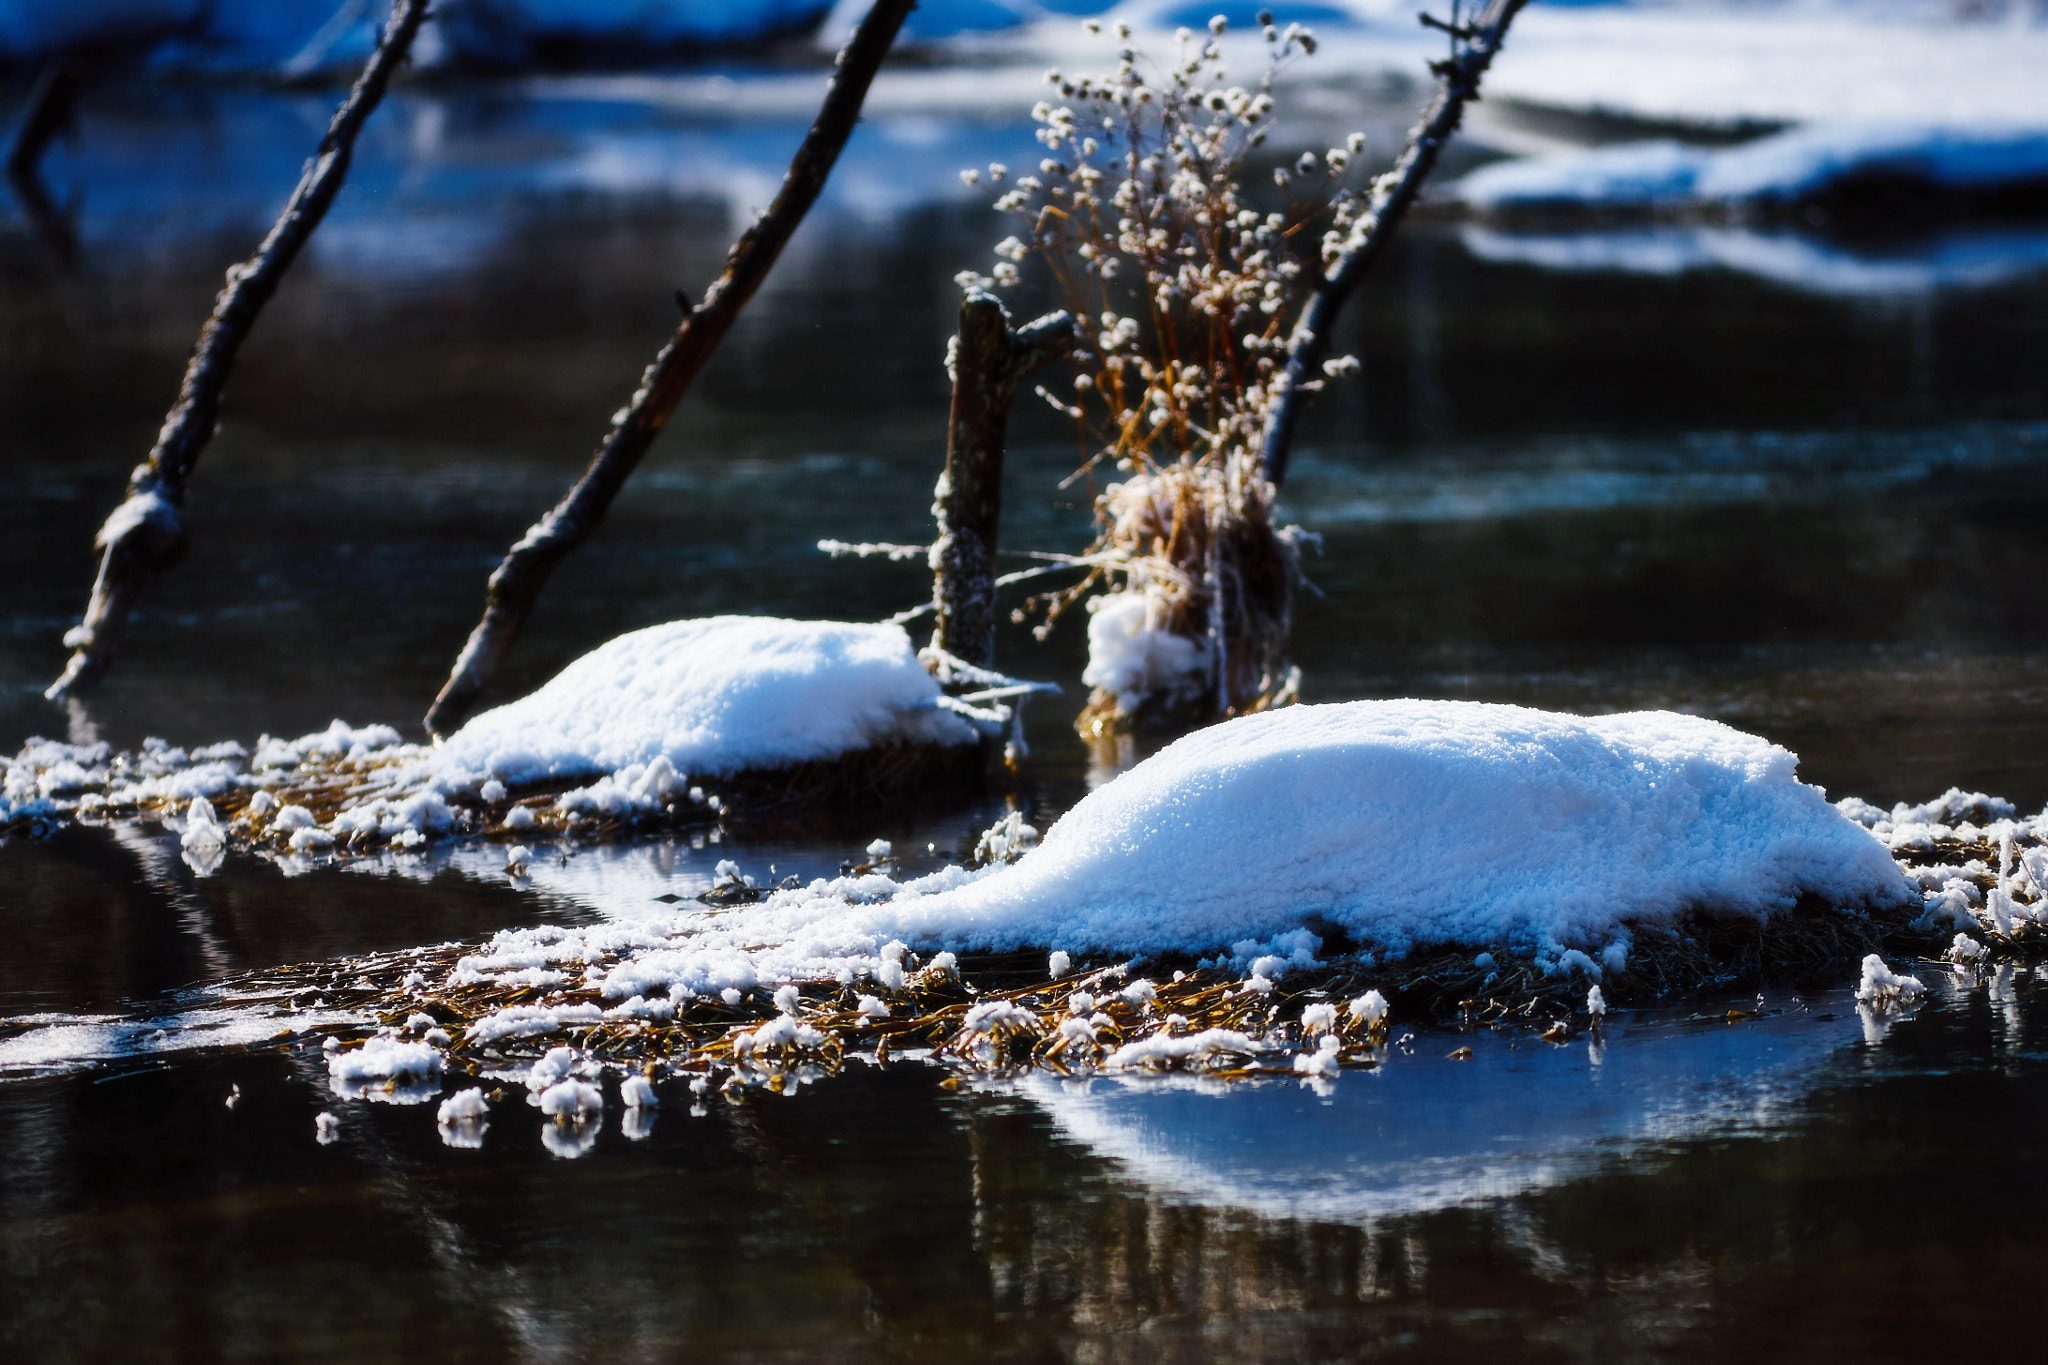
[8,970,2044,1361]
[1461,224,2048,296]
[999,994,1865,1224]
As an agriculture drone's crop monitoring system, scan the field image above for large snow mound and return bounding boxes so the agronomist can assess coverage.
[1455,124,2048,210]
[849,700,1912,956]
[405,702,1927,1016]
[436,617,977,785]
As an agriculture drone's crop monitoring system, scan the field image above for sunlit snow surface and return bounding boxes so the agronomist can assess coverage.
[435,617,976,785]
[1007,989,1876,1222]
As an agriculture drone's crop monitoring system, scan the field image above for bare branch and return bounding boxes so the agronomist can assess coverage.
[45,0,433,700]
[422,0,916,738]
[1258,0,1528,487]
[5,58,85,264]
[930,292,1078,669]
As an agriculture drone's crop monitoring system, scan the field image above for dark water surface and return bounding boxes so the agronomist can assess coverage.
[3,77,2048,1361]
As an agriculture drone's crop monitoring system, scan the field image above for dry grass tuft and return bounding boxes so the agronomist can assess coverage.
[237,831,2047,1100]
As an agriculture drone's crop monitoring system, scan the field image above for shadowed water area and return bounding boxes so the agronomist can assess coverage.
[3,73,2048,1360]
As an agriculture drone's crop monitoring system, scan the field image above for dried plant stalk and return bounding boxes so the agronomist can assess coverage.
[960,14,1356,734]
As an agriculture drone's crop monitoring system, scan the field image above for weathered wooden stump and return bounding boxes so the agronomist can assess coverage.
[929,291,1077,670]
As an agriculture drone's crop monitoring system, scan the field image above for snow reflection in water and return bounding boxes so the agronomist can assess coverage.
[1005,994,1871,1223]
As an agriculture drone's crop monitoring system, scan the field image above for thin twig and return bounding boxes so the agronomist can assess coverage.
[45,0,433,700]
[1258,0,1527,487]
[422,0,916,738]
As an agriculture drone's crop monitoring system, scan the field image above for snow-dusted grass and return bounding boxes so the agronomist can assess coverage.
[1,617,990,862]
[150,700,2035,1107]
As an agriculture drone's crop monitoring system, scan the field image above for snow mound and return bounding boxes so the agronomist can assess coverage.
[435,617,977,786]
[849,700,1912,956]
[1455,125,2048,210]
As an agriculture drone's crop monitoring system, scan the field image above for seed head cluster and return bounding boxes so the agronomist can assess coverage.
[956,14,1369,729]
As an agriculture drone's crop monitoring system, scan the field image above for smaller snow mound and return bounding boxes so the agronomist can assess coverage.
[435,617,977,786]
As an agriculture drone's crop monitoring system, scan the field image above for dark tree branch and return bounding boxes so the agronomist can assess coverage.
[6,57,82,183]
[45,0,433,700]
[422,0,917,738]
[5,59,83,267]
[930,292,1077,669]
[1258,0,1527,488]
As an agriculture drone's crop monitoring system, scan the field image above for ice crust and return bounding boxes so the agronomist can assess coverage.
[435,617,976,786]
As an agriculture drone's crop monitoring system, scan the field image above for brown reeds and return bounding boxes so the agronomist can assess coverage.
[239,825,2040,1100]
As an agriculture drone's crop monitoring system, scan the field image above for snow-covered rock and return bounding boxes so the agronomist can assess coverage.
[435,616,977,787]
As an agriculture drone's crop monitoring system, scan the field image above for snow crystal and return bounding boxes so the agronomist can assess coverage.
[328,1036,442,1101]
[255,721,405,770]
[1081,589,1206,716]
[602,995,676,1022]
[525,1046,582,1094]
[328,1036,440,1083]
[538,1078,603,1118]
[1300,1003,1338,1035]
[272,805,317,834]
[1854,954,1926,1009]
[974,810,1039,865]
[328,789,455,840]
[287,826,335,853]
[1292,1035,1342,1078]
[437,1088,489,1126]
[620,1075,658,1109]
[856,994,889,1019]
[1047,949,1072,978]
[1348,990,1390,1029]
[435,617,976,786]
[555,756,682,819]
[961,1000,1036,1034]
[1587,985,1607,1019]
[463,1003,604,1045]
[314,1112,340,1144]
[178,796,224,853]
[734,1015,825,1054]
[1107,1027,1262,1071]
